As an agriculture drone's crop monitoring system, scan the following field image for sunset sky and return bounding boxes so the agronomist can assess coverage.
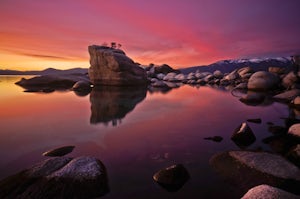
[0,0,300,70]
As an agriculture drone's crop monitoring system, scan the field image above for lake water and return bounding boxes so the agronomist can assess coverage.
[0,75,292,198]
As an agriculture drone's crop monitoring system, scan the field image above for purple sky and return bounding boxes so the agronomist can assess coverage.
[0,0,300,69]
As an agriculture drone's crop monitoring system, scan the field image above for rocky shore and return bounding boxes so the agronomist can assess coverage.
[10,45,300,198]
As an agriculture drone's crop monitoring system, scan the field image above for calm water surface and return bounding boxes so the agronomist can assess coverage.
[0,75,291,198]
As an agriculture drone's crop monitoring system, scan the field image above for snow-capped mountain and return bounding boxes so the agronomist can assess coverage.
[180,57,293,74]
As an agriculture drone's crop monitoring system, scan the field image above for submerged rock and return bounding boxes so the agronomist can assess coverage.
[42,146,75,157]
[0,156,109,199]
[246,118,262,124]
[153,164,190,192]
[204,136,223,142]
[231,122,256,148]
[241,184,299,199]
[88,45,147,86]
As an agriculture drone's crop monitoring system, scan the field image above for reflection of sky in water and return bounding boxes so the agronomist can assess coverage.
[0,75,292,198]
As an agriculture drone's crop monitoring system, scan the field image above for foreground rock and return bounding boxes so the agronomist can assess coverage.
[210,151,300,194]
[153,164,190,192]
[241,184,300,199]
[231,122,256,148]
[0,156,109,199]
[88,45,147,86]
[15,74,90,92]
[42,146,75,157]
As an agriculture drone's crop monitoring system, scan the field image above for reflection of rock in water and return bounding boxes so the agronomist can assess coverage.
[90,86,147,126]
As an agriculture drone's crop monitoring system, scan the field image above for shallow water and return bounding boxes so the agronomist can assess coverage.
[0,75,292,198]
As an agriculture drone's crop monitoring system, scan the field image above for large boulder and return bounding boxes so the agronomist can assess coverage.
[0,156,109,199]
[241,184,299,199]
[282,72,299,89]
[15,74,90,92]
[210,151,300,194]
[88,45,147,86]
[247,71,279,91]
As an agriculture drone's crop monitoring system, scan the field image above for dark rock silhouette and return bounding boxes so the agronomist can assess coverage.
[90,86,147,126]
[231,122,256,148]
[88,45,147,86]
[42,146,75,157]
[153,164,190,192]
[15,74,90,92]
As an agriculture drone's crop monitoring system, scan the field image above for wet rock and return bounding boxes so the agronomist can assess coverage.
[288,124,300,139]
[204,136,223,142]
[248,71,279,91]
[42,146,75,157]
[273,89,300,103]
[0,156,109,199]
[210,151,300,194]
[231,122,256,148]
[72,80,91,92]
[246,118,262,124]
[282,72,298,89]
[88,45,147,86]
[153,164,190,192]
[287,144,300,167]
[241,184,299,199]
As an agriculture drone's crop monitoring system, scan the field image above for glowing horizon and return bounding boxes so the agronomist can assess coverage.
[1,0,300,70]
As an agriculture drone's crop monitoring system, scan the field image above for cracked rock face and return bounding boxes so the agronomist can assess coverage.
[0,156,109,199]
[88,45,147,86]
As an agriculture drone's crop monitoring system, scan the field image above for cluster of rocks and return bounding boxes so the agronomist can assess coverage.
[207,113,300,197]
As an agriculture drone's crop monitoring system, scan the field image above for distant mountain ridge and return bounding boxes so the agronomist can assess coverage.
[180,57,293,74]
[0,67,88,75]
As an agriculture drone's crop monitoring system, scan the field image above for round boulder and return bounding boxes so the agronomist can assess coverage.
[248,71,279,91]
[153,164,190,192]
